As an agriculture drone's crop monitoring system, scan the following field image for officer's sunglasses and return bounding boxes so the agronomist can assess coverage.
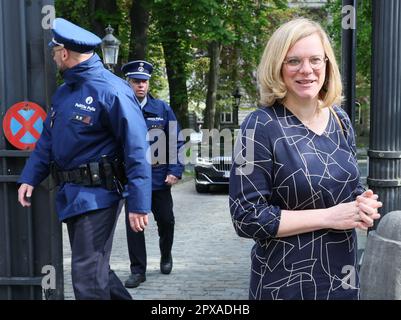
[51,47,64,57]
[50,37,65,57]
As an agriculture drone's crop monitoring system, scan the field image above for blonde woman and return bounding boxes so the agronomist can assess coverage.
[229,18,381,300]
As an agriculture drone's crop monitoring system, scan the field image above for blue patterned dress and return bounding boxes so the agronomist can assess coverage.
[229,103,364,300]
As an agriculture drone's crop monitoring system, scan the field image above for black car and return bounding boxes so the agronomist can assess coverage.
[191,128,238,193]
[194,155,232,193]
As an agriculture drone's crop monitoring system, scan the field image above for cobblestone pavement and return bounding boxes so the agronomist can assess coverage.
[63,179,254,300]
[62,178,368,300]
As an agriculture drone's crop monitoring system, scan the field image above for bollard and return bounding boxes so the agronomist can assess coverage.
[360,211,401,299]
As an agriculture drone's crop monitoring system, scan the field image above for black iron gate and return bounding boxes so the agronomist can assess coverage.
[0,0,63,299]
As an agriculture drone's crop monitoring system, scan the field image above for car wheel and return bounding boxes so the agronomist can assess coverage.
[195,183,209,193]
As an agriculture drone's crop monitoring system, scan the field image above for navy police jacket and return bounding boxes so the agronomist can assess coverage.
[19,54,151,221]
[142,95,184,190]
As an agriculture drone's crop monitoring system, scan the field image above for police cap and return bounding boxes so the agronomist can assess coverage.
[121,60,153,80]
[49,18,101,53]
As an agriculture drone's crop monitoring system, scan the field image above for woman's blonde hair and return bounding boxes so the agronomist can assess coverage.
[257,18,342,108]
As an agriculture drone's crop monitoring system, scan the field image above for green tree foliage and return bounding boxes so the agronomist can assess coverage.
[55,0,90,29]
[54,1,361,129]
[55,0,131,64]
[185,0,298,127]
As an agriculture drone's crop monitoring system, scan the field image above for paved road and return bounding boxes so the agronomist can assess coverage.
[63,179,254,300]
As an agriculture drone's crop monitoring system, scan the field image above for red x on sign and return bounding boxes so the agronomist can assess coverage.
[2,101,47,150]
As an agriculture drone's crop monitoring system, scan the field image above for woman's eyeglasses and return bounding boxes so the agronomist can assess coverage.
[283,55,328,71]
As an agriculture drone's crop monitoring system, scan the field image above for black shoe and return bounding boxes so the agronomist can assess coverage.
[160,254,173,275]
[124,273,146,288]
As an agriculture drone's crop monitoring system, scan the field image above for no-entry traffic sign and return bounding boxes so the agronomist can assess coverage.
[2,101,47,150]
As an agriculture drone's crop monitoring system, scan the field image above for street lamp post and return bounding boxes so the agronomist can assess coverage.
[341,0,357,125]
[232,87,244,127]
[101,25,121,72]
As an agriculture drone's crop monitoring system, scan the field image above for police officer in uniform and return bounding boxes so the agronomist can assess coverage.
[121,60,184,288]
[17,18,151,300]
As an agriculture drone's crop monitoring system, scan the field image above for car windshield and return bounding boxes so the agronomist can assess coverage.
[196,129,238,159]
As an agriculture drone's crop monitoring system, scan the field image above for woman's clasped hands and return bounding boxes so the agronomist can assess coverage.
[355,189,382,230]
[327,189,382,231]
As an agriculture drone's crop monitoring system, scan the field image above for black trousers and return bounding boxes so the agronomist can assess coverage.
[125,188,175,275]
[66,202,132,300]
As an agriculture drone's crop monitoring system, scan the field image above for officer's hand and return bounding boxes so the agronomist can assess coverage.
[165,175,178,186]
[128,213,149,232]
[18,183,34,207]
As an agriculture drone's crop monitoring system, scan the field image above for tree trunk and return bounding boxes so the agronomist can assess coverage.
[204,41,222,129]
[162,39,189,129]
[129,0,150,60]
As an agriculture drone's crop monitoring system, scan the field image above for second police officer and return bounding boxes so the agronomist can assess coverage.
[122,60,184,288]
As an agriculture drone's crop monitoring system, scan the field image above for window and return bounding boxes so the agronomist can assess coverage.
[220,111,233,124]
